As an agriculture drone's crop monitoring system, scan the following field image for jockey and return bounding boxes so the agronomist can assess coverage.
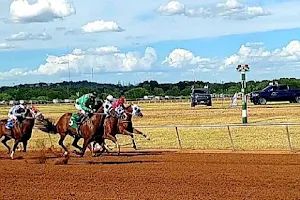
[112,96,126,116]
[75,92,97,125]
[103,95,114,116]
[112,97,126,109]
[105,95,114,105]
[6,103,27,129]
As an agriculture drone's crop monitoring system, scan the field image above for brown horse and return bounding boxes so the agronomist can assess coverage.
[0,106,44,159]
[95,104,149,155]
[40,104,106,157]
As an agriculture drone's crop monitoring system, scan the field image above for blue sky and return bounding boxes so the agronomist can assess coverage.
[1,0,300,86]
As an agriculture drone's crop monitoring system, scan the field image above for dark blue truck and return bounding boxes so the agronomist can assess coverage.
[249,84,300,105]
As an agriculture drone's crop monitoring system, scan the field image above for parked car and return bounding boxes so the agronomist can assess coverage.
[249,84,300,105]
[190,87,212,107]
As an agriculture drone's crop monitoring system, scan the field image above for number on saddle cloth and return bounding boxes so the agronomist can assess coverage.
[115,106,125,118]
[5,120,14,129]
[69,113,80,128]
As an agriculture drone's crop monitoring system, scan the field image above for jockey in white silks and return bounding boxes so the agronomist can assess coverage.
[6,104,26,129]
[103,95,115,116]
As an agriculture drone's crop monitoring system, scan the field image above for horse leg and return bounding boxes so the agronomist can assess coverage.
[72,136,83,153]
[2,136,11,154]
[22,139,28,152]
[133,128,150,140]
[104,134,120,155]
[122,130,137,150]
[58,134,68,156]
[80,138,92,157]
[10,140,20,159]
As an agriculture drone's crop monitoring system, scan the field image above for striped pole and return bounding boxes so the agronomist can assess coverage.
[241,71,247,123]
[237,65,249,124]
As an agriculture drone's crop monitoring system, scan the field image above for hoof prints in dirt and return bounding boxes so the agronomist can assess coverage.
[0,156,23,160]
[103,151,165,157]
[54,154,70,165]
[71,160,160,166]
[83,160,157,165]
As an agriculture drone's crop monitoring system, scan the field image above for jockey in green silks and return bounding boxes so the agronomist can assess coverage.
[74,92,97,134]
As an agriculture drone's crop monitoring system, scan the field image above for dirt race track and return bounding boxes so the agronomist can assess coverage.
[1,149,300,200]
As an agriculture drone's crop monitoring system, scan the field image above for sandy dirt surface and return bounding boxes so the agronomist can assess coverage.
[0,149,300,200]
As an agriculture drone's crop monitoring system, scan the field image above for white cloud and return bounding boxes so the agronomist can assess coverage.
[10,0,75,23]
[157,0,271,20]
[157,1,185,16]
[0,68,30,80]
[6,32,52,41]
[162,48,216,72]
[30,46,157,75]
[221,40,300,70]
[2,40,300,82]
[81,20,124,33]
[88,46,120,55]
[0,43,14,50]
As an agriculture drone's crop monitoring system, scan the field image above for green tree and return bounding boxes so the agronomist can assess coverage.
[166,86,180,96]
[181,86,192,96]
[0,93,12,101]
[37,96,49,101]
[153,88,164,96]
[125,87,148,99]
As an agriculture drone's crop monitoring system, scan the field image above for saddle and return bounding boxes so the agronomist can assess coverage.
[75,113,93,137]
[6,119,22,130]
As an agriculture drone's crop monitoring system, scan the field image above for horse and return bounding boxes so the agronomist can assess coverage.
[40,103,106,157]
[95,104,149,155]
[0,106,44,159]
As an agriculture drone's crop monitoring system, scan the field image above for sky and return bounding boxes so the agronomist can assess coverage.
[1,0,300,86]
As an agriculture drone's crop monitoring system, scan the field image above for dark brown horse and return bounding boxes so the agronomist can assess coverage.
[0,106,44,159]
[41,104,106,157]
[95,104,149,155]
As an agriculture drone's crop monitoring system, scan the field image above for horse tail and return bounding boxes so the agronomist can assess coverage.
[35,118,57,134]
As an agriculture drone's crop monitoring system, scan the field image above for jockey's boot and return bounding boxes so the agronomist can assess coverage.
[10,129,14,139]
[76,125,82,138]
[75,114,87,137]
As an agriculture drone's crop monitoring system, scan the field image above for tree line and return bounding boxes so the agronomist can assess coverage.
[0,78,299,101]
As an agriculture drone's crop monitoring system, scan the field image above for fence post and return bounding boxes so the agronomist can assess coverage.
[227,126,236,151]
[175,127,182,149]
[285,125,294,152]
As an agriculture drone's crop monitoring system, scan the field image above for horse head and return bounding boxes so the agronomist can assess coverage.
[119,104,143,121]
[27,106,44,121]
[131,104,143,118]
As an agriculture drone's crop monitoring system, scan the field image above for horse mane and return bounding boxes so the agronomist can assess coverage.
[124,104,132,110]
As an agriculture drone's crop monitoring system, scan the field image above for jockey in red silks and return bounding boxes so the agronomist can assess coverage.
[112,97,126,109]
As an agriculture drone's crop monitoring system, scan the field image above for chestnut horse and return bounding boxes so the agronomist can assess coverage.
[40,104,106,157]
[94,104,149,155]
[0,106,44,159]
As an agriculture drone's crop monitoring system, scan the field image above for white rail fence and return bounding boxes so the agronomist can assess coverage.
[135,123,300,152]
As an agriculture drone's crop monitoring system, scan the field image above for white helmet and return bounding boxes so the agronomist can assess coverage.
[106,95,114,102]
